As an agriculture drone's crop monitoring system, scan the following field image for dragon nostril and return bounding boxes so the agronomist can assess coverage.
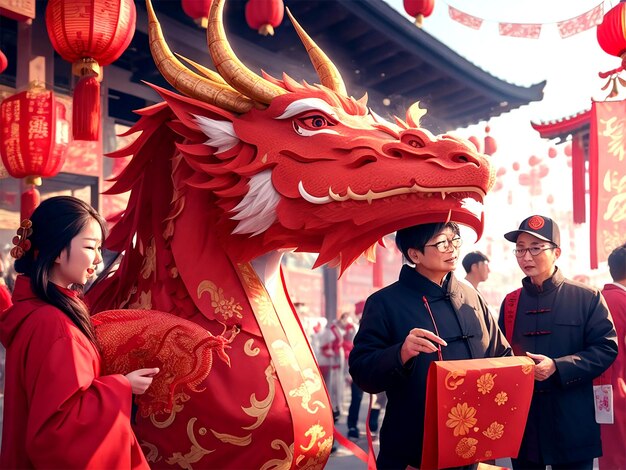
[457,155,469,163]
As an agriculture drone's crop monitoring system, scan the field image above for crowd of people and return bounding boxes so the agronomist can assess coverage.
[0,201,623,470]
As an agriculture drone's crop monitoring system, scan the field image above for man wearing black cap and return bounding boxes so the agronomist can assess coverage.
[499,215,617,470]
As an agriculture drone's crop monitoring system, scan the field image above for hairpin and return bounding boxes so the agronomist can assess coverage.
[11,219,33,260]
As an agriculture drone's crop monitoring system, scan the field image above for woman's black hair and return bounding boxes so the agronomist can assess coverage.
[14,196,107,345]
[395,222,461,263]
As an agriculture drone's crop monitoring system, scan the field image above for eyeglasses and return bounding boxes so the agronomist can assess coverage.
[425,236,463,253]
[513,246,555,258]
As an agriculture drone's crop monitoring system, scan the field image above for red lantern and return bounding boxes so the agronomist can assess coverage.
[404,0,435,27]
[597,2,626,68]
[468,136,482,153]
[512,162,520,171]
[564,142,572,157]
[528,155,542,166]
[0,86,69,219]
[483,126,497,156]
[45,0,136,141]
[182,0,212,28]
[245,0,284,36]
[548,147,557,158]
[0,49,7,75]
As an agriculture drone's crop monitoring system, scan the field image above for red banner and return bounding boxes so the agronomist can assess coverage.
[448,6,483,30]
[589,100,626,269]
[571,132,586,224]
[498,23,541,39]
[557,4,603,39]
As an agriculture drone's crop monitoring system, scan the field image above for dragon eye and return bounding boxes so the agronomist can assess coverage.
[400,133,425,148]
[299,115,329,129]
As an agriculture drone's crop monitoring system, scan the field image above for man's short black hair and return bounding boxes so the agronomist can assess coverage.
[395,222,460,263]
[462,251,489,274]
[608,243,626,282]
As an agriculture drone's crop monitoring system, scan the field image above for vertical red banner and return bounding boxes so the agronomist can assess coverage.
[571,132,586,224]
[589,100,626,269]
[373,244,385,288]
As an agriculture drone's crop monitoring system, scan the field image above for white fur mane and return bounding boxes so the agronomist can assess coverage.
[190,115,280,237]
[230,170,279,236]
[193,115,239,154]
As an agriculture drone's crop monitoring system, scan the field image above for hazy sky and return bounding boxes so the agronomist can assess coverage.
[382,0,622,119]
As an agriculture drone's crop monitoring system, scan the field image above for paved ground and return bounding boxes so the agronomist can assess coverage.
[326,391,381,470]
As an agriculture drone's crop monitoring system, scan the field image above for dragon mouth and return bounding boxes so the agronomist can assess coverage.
[297,181,487,206]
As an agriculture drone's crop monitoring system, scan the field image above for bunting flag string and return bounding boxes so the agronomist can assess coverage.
[446,1,606,39]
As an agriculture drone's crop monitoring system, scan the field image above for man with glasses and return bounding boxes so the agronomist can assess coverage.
[350,222,511,469]
[499,215,617,470]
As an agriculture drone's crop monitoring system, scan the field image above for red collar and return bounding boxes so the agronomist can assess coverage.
[12,275,79,301]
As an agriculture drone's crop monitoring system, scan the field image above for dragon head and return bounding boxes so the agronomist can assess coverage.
[144,0,494,273]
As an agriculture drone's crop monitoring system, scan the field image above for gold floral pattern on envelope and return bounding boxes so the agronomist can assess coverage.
[446,402,477,436]
[482,422,504,440]
[476,373,497,394]
[421,357,535,469]
[455,437,478,458]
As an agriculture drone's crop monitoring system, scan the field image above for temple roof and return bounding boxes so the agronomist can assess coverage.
[531,109,591,141]
[112,0,546,131]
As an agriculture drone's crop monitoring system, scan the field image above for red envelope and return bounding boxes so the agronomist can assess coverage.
[421,357,535,470]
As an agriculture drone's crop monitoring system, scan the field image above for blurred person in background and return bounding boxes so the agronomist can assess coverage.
[346,301,386,441]
[598,242,626,470]
[318,312,352,423]
[0,257,12,313]
[462,250,490,292]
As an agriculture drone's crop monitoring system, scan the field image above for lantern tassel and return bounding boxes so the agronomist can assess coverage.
[258,24,275,36]
[21,185,41,221]
[73,74,101,141]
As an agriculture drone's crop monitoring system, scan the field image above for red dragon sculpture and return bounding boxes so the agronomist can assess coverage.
[88,0,495,468]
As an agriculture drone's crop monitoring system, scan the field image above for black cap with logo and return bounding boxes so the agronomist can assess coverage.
[504,215,560,247]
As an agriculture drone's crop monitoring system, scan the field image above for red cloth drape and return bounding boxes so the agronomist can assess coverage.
[589,100,626,269]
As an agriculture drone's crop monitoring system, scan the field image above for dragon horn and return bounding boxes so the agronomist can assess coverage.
[285,8,347,96]
[145,0,253,113]
[175,53,228,86]
[207,0,287,104]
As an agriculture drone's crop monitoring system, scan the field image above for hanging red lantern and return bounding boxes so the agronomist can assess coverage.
[245,0,284,36]
[564,142,572,157]
[0,86,69,219]
[45,0,136,141]
[512,162,520,171]
[548,147,557,158]
[483,126,497,156]
[404,0,435,28]
[528,155,542,166]
[468,136,482,153]
[182,0,212,28]
[597,2,626,68]
[0,49,7,75]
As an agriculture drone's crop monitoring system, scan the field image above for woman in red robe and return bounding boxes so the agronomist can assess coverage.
[0,196,158,469]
